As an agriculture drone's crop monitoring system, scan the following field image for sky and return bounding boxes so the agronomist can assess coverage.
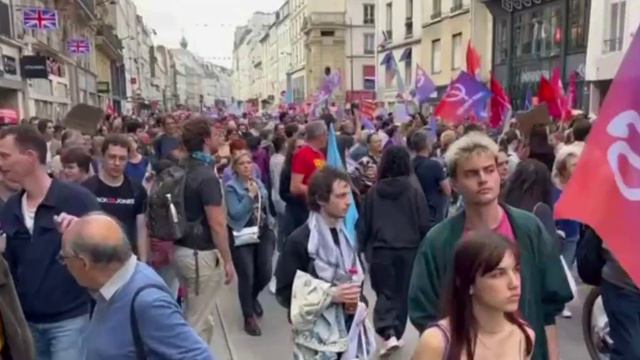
[133,0,283,69]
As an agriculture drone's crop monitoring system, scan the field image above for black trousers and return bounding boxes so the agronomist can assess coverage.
[230,228,276,318]
[369,247,417,340]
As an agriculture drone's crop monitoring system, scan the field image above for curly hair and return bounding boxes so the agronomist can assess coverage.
[377,145,411,180]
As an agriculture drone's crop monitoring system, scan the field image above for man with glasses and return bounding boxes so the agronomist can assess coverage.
[58,212,212,359]
[0,125,99,360]
[83,134,149,262]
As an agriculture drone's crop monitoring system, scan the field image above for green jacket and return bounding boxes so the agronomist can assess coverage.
[408,205,573,360]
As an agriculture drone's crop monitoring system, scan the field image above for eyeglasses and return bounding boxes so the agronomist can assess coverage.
[57,250,79,265]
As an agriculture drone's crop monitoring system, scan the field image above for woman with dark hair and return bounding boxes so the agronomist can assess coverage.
[278,135,306,238]
[528,124,555,172]
[357,145,429,356]
[414,231,535,360]
[503,159,553,213]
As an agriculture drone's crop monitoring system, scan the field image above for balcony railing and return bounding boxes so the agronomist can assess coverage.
[604,38,623,53]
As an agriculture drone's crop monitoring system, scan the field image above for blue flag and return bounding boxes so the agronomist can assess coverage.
[523,86,533,111]
[326,124,358,245]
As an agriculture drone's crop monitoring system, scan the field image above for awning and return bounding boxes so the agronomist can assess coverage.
[399,47,412,62]
[380,51,393,66]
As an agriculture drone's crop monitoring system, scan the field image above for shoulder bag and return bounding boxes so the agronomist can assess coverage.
[233,184,262,247]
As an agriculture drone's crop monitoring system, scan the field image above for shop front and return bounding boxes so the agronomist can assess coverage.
[485,0,590,111]
[0,40,24,120]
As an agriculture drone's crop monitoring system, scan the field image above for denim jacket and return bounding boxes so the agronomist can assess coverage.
[225,177,273,232]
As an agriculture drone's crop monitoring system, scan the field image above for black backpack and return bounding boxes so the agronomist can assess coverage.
[147,164,201,242]
[576,227,606,286]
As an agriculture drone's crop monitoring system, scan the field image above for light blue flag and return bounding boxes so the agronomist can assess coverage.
[326,124,359,245]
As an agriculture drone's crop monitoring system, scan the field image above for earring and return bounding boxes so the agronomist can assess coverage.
[469,287,474,295]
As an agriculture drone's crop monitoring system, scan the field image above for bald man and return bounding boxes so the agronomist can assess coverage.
[60,213,213,360]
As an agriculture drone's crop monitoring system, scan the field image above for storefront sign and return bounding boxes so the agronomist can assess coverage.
[21,55,48,79]
[2,55,17,75]
[97,81,110,93]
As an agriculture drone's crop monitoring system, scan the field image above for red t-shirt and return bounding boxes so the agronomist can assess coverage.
[291,145,326,185]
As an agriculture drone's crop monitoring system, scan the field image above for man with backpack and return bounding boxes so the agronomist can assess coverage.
[148,118,235,347]
[61,212,213,359]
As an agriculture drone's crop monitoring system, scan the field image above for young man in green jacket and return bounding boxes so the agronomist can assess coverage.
[408,131,573,360]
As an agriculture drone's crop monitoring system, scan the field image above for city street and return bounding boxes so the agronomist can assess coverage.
[212,275,592,360]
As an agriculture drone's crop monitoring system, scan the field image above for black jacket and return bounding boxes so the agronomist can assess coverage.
[357,176,430,256]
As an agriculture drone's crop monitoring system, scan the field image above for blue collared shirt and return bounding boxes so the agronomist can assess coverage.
[1,179,100,323]
[86,261,214,360]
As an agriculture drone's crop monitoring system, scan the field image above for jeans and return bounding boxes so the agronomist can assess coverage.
[600,280,640,360]
[370,248,417,340]
[231,228,276,318]
[29,314,89,360]
[174,247,225,347]
[561,237,578,268]
[155,263,180,300]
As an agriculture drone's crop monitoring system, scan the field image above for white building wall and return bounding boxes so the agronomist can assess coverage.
[344,0,376,94]
[586,0,640,113]
[375,0,422,102]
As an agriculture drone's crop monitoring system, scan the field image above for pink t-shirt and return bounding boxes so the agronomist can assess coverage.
[463,207,515,241]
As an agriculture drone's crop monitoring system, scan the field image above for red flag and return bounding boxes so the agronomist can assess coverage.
[490,76,511,129]
[555,25,640,287]
[550,68,573,121]
[537,75,562,119]
[360,100,377,119]
[466,41,481,78]
[568,71,578,109]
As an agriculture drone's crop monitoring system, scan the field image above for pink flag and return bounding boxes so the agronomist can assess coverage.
[555,24,640,286]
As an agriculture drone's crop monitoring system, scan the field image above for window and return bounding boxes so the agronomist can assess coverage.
[320,30,335,37]
[495,18,508,64]
[452,0,463,12]
[431,39,441,73]
[606,0,625,52]
[364,4,375,25]
[432,0,442,19]
[364,34,375,54]
[386,3,393,36]
[405,58,412,86]
[452,33,462,69]
[363,65,375,90]
[406,0,413,18]
[568,0,588,51]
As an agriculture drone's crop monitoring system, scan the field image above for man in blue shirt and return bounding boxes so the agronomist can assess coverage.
[0,125,100,360]
[60,212,213,359]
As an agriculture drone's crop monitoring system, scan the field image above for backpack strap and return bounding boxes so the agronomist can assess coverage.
[130,284,170,360]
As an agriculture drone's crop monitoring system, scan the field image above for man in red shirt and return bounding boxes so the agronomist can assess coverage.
[290,120,327,197]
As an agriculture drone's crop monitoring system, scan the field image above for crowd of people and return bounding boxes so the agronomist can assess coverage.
[0,107,635,360]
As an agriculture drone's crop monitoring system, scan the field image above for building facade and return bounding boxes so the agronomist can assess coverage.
[376,0,423,104]
[0,0,25,120]
[344,0,376,102]
[483,0,590,111]
[585,0,637,114]
[421,0,492,104]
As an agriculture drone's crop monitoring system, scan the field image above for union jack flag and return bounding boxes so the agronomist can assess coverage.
[67,39,91,55]
[23,8,58,30]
